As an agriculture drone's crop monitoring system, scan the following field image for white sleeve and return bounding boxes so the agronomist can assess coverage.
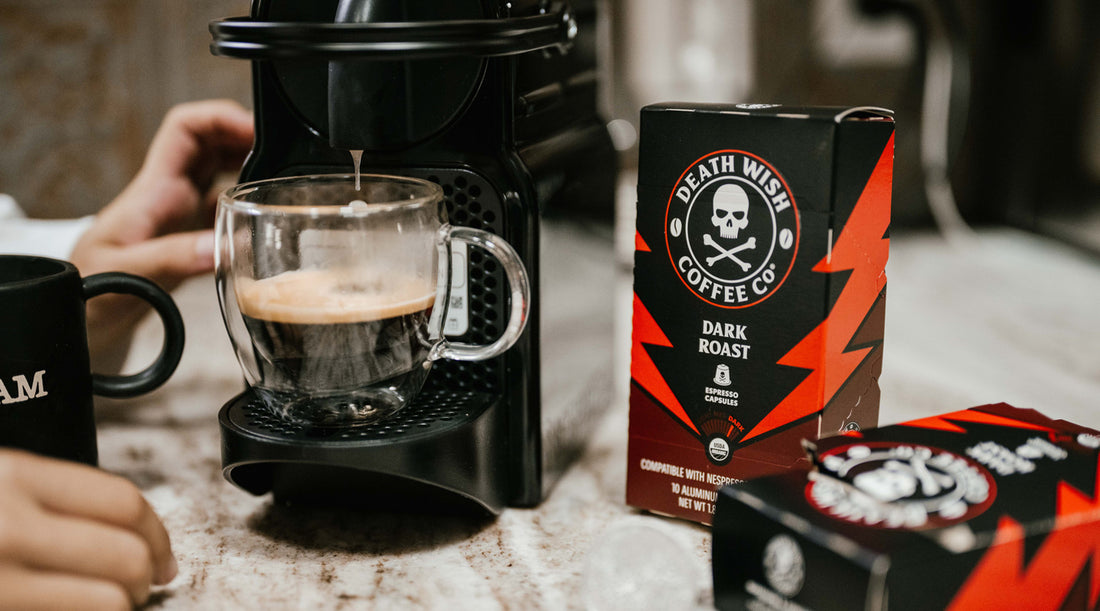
[0,194,95,261]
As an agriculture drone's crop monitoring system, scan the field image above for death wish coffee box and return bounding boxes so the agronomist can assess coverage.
[627,104,895,524]
[712,403,1100,610]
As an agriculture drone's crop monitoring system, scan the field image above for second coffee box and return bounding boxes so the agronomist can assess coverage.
[712,403,1100,610]
[627,103,895,524]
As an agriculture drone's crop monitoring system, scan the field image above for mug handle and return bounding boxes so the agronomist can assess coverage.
[431,226,530,362]
[82,273,186,397]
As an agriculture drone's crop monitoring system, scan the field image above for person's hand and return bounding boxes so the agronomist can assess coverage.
[0,449,176,609]
[70,99,253,371]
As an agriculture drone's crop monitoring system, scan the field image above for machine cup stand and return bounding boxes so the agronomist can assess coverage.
[220,388,510,515]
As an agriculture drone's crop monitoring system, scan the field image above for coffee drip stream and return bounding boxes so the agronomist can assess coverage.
[350,149,363,191]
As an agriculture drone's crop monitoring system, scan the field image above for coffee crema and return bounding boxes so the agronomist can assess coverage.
[237,268,435,324]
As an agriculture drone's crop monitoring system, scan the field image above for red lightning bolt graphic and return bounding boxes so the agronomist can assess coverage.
[902,406,1054,434]
[631,293,700,436]
[949,455,1100,609]
[742,134,894,442]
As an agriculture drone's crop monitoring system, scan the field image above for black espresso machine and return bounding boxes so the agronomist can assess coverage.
[209,0,617,514]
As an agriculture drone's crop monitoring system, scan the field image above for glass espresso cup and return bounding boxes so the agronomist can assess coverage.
[215,174,530,427]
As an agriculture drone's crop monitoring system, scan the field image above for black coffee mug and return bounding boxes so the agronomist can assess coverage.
[0,255,185,465]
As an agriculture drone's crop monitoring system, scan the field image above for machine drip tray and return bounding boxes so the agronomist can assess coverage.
[219,388,508,513]
[223,389,494,445]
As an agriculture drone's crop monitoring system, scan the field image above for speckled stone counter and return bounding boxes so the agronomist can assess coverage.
[95,225,1100,610]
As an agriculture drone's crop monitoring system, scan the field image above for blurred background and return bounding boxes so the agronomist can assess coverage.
[1,0,1097,249]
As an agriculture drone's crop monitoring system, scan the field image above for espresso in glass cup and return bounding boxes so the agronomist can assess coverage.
[215,174,530,427]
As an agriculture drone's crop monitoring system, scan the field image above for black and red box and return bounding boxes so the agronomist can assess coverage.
[627,104,895,524]
[713,403,1100,610]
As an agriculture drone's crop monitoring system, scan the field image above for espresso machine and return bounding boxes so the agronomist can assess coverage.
[209,0,617,513]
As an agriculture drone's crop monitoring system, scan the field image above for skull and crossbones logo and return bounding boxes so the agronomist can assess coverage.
[664,150,799,307]
[704,183,755,271]
[853,457,955,503]
[809,443,995,530]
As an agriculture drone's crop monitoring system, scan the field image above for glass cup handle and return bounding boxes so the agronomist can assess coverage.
[432,226,530,362]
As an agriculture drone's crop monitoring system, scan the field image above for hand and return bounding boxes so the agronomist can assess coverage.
[0,449,176,609]
[70,99,254,371]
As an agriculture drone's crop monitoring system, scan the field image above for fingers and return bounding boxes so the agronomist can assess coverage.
[18,472,176,589]
[108,229,216,288]
[0,450,177,596]
[0,566,130,611]
[142,99,254,185]
[78,229,215,291]
[5,512,157,605]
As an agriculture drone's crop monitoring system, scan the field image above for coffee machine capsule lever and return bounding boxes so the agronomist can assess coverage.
[209,2,576,60]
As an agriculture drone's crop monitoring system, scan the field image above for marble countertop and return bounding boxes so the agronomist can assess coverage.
[95,223,1100,610]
